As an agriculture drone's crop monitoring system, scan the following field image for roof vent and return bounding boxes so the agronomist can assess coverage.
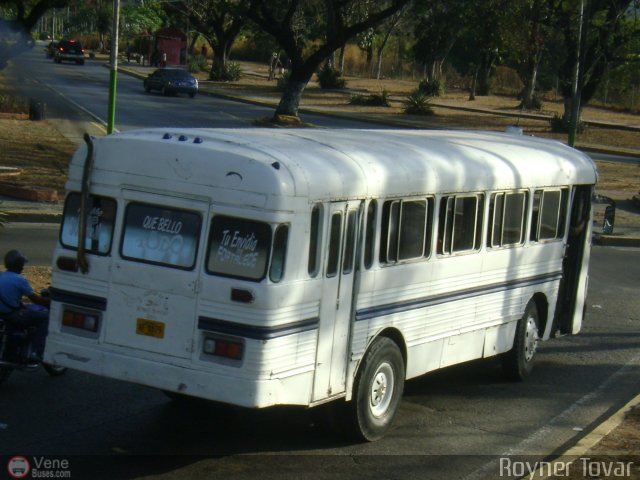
[505,126,523,135]
[179,135,188,142]
[193,137,203,144]
[162,133,172,140]
[271,162,280,170]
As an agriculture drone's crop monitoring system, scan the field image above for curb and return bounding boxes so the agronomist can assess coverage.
[534,394,640,479]
[593,233,640,247]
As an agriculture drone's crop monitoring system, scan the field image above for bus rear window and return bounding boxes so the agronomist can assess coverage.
[121,203,201,269]
[60,193,116,255]
[207,216,272,281]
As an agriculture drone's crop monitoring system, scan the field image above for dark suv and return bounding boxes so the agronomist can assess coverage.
[54,40,85,64]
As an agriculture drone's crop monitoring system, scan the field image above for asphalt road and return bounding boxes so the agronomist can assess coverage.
[1,44,639,480]
[0,242,638,480]
[7,44,384,137]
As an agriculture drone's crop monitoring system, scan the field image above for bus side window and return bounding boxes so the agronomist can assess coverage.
[439,194,483,255]
[269,224,289,283]
[531,189,566,242]
[489,191,527,248]
[342,210,357,274]
[308,203,323,277]
[326,212,342,278]
[364,200,377,269]
[380,198,432,264]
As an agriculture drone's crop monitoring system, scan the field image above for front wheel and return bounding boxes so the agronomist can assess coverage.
[42,363,67,376]
[501,301,540,381]
[0,366,12,386]
[345,337,404,442]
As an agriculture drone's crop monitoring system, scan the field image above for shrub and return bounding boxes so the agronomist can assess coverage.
[0,93,28,114]
[550,113,586,134]
[349,89,390,107]
[317,65,346,89]
[209,61,242,81]
[418,78,444,97]
[403,89,434,115]
[187,54,208,73]
[518,91,543,111]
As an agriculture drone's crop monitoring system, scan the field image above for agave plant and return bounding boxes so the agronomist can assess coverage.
[403,89,434,115]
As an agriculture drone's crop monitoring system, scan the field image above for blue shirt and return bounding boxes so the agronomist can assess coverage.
[0,271,33,314]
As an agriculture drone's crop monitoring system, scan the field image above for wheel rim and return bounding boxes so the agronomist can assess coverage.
[524,314,539,362]
[369,361,394,418]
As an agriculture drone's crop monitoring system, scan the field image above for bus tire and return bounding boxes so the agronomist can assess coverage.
[347,337,404,442]
[501,301,540,381]
[0,366,12,386]
[43,363,67,376]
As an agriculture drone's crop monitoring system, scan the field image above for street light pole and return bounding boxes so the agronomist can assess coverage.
[107,0,120,134]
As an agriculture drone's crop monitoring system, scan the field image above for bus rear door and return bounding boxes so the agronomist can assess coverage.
[104,191,206,359]
[312,201,361,402]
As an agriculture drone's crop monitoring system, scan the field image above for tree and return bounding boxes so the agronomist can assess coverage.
[241,0,412,119]
[508,0,562,110]
[410,1,467,93]
[178,0,245,80]
[0,0,71,68]
[555,0,639,127]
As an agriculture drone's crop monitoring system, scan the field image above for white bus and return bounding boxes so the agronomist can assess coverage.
[45,128,596,441]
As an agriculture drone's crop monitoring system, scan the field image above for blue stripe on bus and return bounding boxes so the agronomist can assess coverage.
[198,316,319,340]
[50,287,107,311]
[355,272,563,322]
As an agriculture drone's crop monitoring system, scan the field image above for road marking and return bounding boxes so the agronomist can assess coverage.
[39,78,119,133]
[462,351,640,480]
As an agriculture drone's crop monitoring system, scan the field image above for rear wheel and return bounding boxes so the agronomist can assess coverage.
[345,337,404,441]
[0,366,12,386]
[43,363,67,376]
[501,301,540,381]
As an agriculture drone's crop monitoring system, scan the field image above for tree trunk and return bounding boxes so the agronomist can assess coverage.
[210,48,227,79]
[275,80,307,117]
[469,65,479,101]
[520,48,542,110]
[339,45,346,73]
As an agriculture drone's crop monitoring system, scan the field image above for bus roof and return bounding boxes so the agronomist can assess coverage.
[71,128,597,202]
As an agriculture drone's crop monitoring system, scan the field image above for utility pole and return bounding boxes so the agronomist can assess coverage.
[568,0,585,147]
[107,0,120,134]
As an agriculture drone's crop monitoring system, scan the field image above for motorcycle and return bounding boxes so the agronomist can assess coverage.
[0,310,66,386]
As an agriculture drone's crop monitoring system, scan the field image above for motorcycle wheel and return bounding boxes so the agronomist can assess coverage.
[0,366,12,385]
[42,363,67,376]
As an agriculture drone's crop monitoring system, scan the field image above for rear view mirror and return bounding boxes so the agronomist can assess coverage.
[603,205,615,234]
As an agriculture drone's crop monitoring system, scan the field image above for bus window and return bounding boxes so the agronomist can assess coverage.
[439,194,484,255]
[308,204,322,277]
[489,191,527,248]
[531,189,567,241]
[60,193,117,255]
[380,198,432,264]
[343,210,357,274]
[121,203,201,269]
[207,215,272,281]
[326,212,343,277]
[269,224,289,283]
[364,200,377,269]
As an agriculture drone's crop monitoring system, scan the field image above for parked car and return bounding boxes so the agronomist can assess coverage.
[54,40,85,64]
[143,68,198,98]
[45,40,58,58]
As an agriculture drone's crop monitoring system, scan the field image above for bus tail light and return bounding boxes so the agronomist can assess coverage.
[62,308,100,332]
[203,336,243,360]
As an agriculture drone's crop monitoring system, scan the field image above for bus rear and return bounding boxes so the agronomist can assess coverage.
[45,130,320,408]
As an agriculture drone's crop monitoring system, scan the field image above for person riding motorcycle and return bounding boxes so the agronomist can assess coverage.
[0,250,50,365]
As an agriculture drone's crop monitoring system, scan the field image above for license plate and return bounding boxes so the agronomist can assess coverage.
[136,318,165,339]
